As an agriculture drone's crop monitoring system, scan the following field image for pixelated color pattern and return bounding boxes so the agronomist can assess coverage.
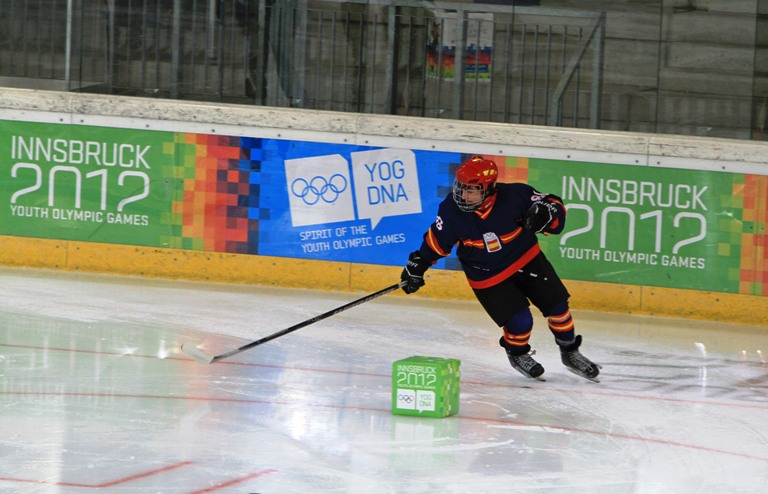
[170,134,263,254]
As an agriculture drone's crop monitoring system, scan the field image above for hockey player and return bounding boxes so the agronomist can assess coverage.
[400,155,601,382]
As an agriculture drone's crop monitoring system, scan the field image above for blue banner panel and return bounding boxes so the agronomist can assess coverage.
[256,140,459,267]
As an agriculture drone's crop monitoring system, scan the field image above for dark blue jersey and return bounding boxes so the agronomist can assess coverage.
[418,183,566,289]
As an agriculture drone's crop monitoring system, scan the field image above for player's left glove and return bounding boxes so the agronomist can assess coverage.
[524,201,558,233]
[400,250,430,294]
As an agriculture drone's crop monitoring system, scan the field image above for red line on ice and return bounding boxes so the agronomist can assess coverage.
[3,390,768,465]
[0,461,193,488]
[189,469,277,493]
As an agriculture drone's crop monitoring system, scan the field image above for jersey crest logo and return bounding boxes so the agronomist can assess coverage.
[483,232,502,253]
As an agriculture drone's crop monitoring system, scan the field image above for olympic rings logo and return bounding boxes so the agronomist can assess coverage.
[291,174,348,205]
[398,394,414,403]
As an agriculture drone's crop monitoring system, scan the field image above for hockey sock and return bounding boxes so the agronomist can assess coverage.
[545,302,575,343]
[500,308,534,354]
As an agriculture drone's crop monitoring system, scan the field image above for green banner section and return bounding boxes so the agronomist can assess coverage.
[0,121,181,246]
[529,159,744,293]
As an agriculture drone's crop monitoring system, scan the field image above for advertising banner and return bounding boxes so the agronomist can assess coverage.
[0,121,180,246]
[257,141,456,266]
[0,120,458,267]
[1,120,765,296]
[528,159,753,294]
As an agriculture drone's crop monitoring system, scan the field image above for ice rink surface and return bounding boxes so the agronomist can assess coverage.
[0,267,766,494]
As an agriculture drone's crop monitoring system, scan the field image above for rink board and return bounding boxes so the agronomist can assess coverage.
[0,235,765,326]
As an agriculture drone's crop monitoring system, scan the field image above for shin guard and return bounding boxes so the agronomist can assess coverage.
[499,308,534,355]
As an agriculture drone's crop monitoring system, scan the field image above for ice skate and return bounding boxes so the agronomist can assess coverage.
[558,335,602,382]
[504,348,546,381]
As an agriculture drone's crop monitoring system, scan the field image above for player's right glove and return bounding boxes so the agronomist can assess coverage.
[400,250,430,294]
[524,201,558,233]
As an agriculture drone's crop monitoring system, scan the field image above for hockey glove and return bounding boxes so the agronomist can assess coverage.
[524,201,558,233]
[400,250,429,294]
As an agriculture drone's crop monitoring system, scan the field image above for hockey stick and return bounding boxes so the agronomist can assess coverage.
[181,281,405,364]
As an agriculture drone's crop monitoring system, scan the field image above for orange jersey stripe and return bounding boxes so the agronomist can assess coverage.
[461,238,485,248]
[499,227,522,243]
[425,227,450,257]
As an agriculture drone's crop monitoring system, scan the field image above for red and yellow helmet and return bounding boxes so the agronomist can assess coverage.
[452,155,498,212]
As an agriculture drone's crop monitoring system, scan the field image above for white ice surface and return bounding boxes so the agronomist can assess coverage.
[0,267,766,493]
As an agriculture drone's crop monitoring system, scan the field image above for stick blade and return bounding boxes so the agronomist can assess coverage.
[181,342,216,364]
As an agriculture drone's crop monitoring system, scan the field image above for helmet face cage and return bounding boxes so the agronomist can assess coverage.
[453,179,488,212]
[452,155,498,212]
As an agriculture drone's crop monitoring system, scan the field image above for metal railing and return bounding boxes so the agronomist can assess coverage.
[0,0,606,129]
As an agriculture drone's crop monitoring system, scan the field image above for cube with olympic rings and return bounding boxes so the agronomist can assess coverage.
[392,356,460,418]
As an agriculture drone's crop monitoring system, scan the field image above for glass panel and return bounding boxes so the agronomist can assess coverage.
[0,0,766,140]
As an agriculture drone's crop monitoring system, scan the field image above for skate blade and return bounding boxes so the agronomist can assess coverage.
[520,372,546,381]
[565,367,600,383]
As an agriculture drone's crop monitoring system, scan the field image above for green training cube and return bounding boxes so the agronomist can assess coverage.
[392,356,460,418]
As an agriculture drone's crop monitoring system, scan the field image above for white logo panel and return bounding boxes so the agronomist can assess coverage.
[284,154,355,227]
[350,149,422,229]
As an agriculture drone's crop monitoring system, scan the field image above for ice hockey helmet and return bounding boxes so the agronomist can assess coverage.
[452,155,498,212]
